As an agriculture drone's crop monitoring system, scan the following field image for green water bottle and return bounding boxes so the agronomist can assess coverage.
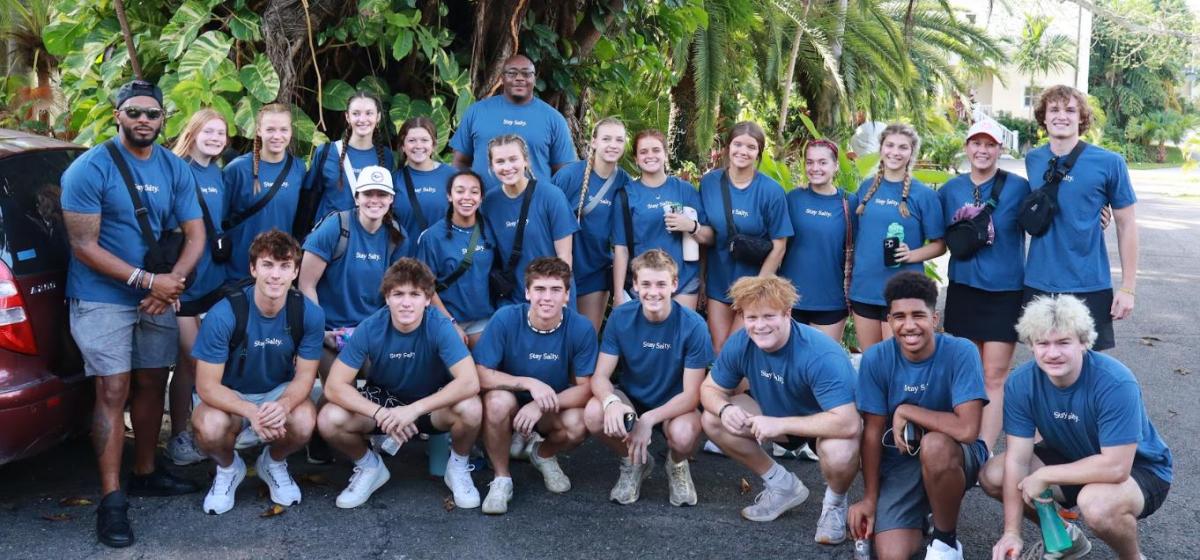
[1035,489,1072,553]
[883,222,905,268]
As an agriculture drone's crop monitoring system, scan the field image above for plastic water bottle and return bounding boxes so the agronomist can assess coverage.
[681,206,700,261]
[853,538,872,559]
[884,222,905,268]
[1035,489,1072,553]
[427,433,451,477]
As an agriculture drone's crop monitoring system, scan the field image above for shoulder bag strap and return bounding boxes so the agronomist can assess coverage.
[981,170,1007,216]
[506,180,538,272]
[105,140,158,250]
[579,171,619,219]
[224,154,294,230]
[401,165,428,232]
[719,171,739,240]
[436,223,482,292]
[1043,141,1088,201]
[619,188,635,259]
[285,289,305,351]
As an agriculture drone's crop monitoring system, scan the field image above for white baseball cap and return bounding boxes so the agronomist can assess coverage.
[966,119,1005,144]
[354,165,395,195]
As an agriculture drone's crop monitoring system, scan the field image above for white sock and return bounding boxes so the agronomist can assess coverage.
[449,450,469,466]
[355,449,380,469]
[217,455,240,472]
[761,462,791,489]
[261,446,284,465]
[824,487,847,507]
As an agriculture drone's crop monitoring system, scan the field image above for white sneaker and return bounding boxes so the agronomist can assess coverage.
[335,452,391,509]
[665,457,697,507]
[528,440,571,493]
[702,440,726,456]
[740,473,809,522]
[509,433,529,460]
[166,431,207,466]
[482,477,513,515]
[256,447,301,506]
[444,461,481,509]
[234,425,261,450]
[610,455,654,505]
[814,500,848,544]
[924,538,964,560]
[202,454,245,514]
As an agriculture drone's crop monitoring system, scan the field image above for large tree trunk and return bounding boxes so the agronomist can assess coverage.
[669,56,701,170]
[260,0,343,104]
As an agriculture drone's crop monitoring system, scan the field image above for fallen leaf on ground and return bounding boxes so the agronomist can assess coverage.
[260,504,286,518]
[1175,368,1191,376]
[298,473,330,486]
[1138,337,1158,347]
[59,497,93,506]
[41,513,71,521]
[1168,409,1178,417]
[739,478,752,495]
[246,467,257,478]
[443,496,456,512]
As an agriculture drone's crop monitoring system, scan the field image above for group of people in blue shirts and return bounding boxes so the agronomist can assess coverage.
[61,69,1168,560]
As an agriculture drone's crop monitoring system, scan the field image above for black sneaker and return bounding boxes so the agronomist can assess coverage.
[96,490,135,548]
[306,433,334,465]
[127,463,201,497]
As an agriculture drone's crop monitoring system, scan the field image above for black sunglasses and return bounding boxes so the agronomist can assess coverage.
[121,107,164,120]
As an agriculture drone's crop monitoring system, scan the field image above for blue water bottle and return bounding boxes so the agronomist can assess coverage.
[427,433,451,476]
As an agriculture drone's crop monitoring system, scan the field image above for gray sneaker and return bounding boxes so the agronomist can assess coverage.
[814,500,848,544]
[528,440,571,493]
[482,477,513,515]
[166,431,207,466]
[666,457,697,507]
[740,473,809,522]
[1019,522,1092,560]
[610,456,654,505]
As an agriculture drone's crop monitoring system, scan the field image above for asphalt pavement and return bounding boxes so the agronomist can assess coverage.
[1,171,1197,559]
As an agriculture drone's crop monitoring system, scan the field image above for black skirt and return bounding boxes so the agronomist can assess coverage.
[943,282,1022,343]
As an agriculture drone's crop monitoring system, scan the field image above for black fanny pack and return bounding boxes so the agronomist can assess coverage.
[1018,141,1087,237]
[945,171,1007,260]
[720,172,772,266]
[105,141,188,277]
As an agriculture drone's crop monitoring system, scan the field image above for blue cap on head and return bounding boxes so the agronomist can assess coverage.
[114,79,163,109]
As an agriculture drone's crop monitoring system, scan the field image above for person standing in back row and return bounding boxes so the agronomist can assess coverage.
[450,54,577,191]
[1023,85,1138,351]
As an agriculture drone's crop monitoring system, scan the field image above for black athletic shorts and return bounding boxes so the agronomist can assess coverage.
[1034,443,1169,519]
[177,285,227,317]
[850,300,888,321]
[1022,287,1115,351]
[791,308,849,326]
[360,384,443,435]
[943,282,1022,343]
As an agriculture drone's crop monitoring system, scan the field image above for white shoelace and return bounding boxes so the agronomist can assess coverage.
[211,465,239,496]
[446,464,476,492]
[264,460,295,489]
[669,463,691,494]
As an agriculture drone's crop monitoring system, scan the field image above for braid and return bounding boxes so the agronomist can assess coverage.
[336,128,351,191]
[251,136,262,194]
[382,206,404,246]
[576,147,595,221]
[855,170,885,216]
[374,128,388,170]
[444,204,454,239]
[898,170,912,219]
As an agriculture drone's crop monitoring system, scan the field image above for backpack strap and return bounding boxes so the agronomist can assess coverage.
[332,209,352,261]
[224,288,250,380]
[285,289,305,352]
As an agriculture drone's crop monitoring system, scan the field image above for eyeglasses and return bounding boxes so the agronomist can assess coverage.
[121,107,164,120]
[503,70,536,79]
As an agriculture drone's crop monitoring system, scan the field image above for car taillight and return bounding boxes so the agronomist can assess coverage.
[0,262,37,355]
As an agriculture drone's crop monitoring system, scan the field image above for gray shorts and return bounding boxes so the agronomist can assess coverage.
[460,318,490,336]
[193,382,291,430]
[875,439,988,533]
[69,299,179,376]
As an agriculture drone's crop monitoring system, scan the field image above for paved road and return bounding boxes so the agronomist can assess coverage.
[1,185,1196,559]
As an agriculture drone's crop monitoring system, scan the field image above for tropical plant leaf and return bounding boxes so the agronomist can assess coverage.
[321,79,355,111]
[177,30,232,79]
[160,0,214,60]
[239,54,280,103]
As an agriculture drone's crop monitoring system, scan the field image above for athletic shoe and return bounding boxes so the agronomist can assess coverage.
[335,452,391,509]
[740,473,809,522]
[610,455,655,505]
[666,457,697,507]
[795,442,819,461]
[509,433,529,460]
[924,538,964,560]
[702,440,726,456]
[234,425,260,450]
[166,431,207,466]
[1022,521,1092,560]
[482,477,513,515]
[96,490,134,548]
[127,460,201,497]
[203,454,246,515]
[256,447,301,506]
[814,500,848,544]
[444,461,481,508]
[528,440,571,493]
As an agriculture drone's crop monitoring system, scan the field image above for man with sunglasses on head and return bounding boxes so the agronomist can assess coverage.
[847,272,988,560]
[61,79,206,548]
[450,54,577,190]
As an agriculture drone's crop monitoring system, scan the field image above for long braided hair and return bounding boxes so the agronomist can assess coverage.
[855,123,920,218]
[336,92,388,191]
[442,169,486,239]
[251,102,293,194]
[576,116,626,221]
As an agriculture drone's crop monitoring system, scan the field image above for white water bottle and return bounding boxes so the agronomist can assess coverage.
[681,206,700,261]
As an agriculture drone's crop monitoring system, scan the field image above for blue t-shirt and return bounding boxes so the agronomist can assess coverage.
[698,170,793,303]
[599,301,713,409]
[613,176,707,292]
[848,178,945,305]
[473,304,598,392]
[938,171,1031,292]
[481,181,578,306]
[192,287,325,394]
[1024,143,1137,292]
[392,163,457,238]
[61,142,202,306]
[306,141,396,222]
[181,160,228,303]
[856,333,987,466]
[781,187,859,311]
[415,220,495,323]
[337,307,471,402]
[1005,351,1172,483]
[302,210,408,329]
[449,95,577,191]
[711,321,856,418]
[222,153,308,279]
[552,161,631,294]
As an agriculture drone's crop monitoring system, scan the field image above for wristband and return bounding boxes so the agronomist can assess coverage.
[1119,287,1135,297]
[127,267,142,286]
[372,405,383,421]
[602,394,621,410]
[718,403,735,419]
[147,273,156,291]
[690,220,700,234]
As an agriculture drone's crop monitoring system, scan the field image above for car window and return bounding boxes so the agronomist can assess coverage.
[0,149,81,276]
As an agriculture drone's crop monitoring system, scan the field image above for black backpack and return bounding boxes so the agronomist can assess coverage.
[222,279,306,383]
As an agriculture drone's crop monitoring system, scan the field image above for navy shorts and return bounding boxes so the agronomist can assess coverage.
[1034,443,1169,519]
[360,384,443,435]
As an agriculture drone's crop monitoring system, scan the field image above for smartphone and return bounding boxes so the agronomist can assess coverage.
[883,236,902,268]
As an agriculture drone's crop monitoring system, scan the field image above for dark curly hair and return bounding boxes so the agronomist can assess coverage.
[248,229,301,268]
[883,271,937,314]
[380,257,436,298]
[524,256,572,290]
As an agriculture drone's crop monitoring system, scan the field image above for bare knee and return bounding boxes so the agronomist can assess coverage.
[317,402,354,437]
[666,415,701,453]
[700,411,725,439]
[561,410,588,444]
[583,399,605,435]
[288,401,316,439]
[918,432,962,475]
[818,437,859,470]
[979,455,1006,498]
[483,391,516,425]
[1078,484,1138,532]
[454,396,483,428]
[95,376,131,407]
[193,407,233,443]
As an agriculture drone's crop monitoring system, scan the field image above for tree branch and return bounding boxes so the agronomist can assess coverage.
[1058,0,1198,42]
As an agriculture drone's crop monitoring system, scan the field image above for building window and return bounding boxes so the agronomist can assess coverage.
[1024,86,1043,107]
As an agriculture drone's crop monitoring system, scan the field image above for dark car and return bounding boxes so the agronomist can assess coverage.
[0,128,89,465]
